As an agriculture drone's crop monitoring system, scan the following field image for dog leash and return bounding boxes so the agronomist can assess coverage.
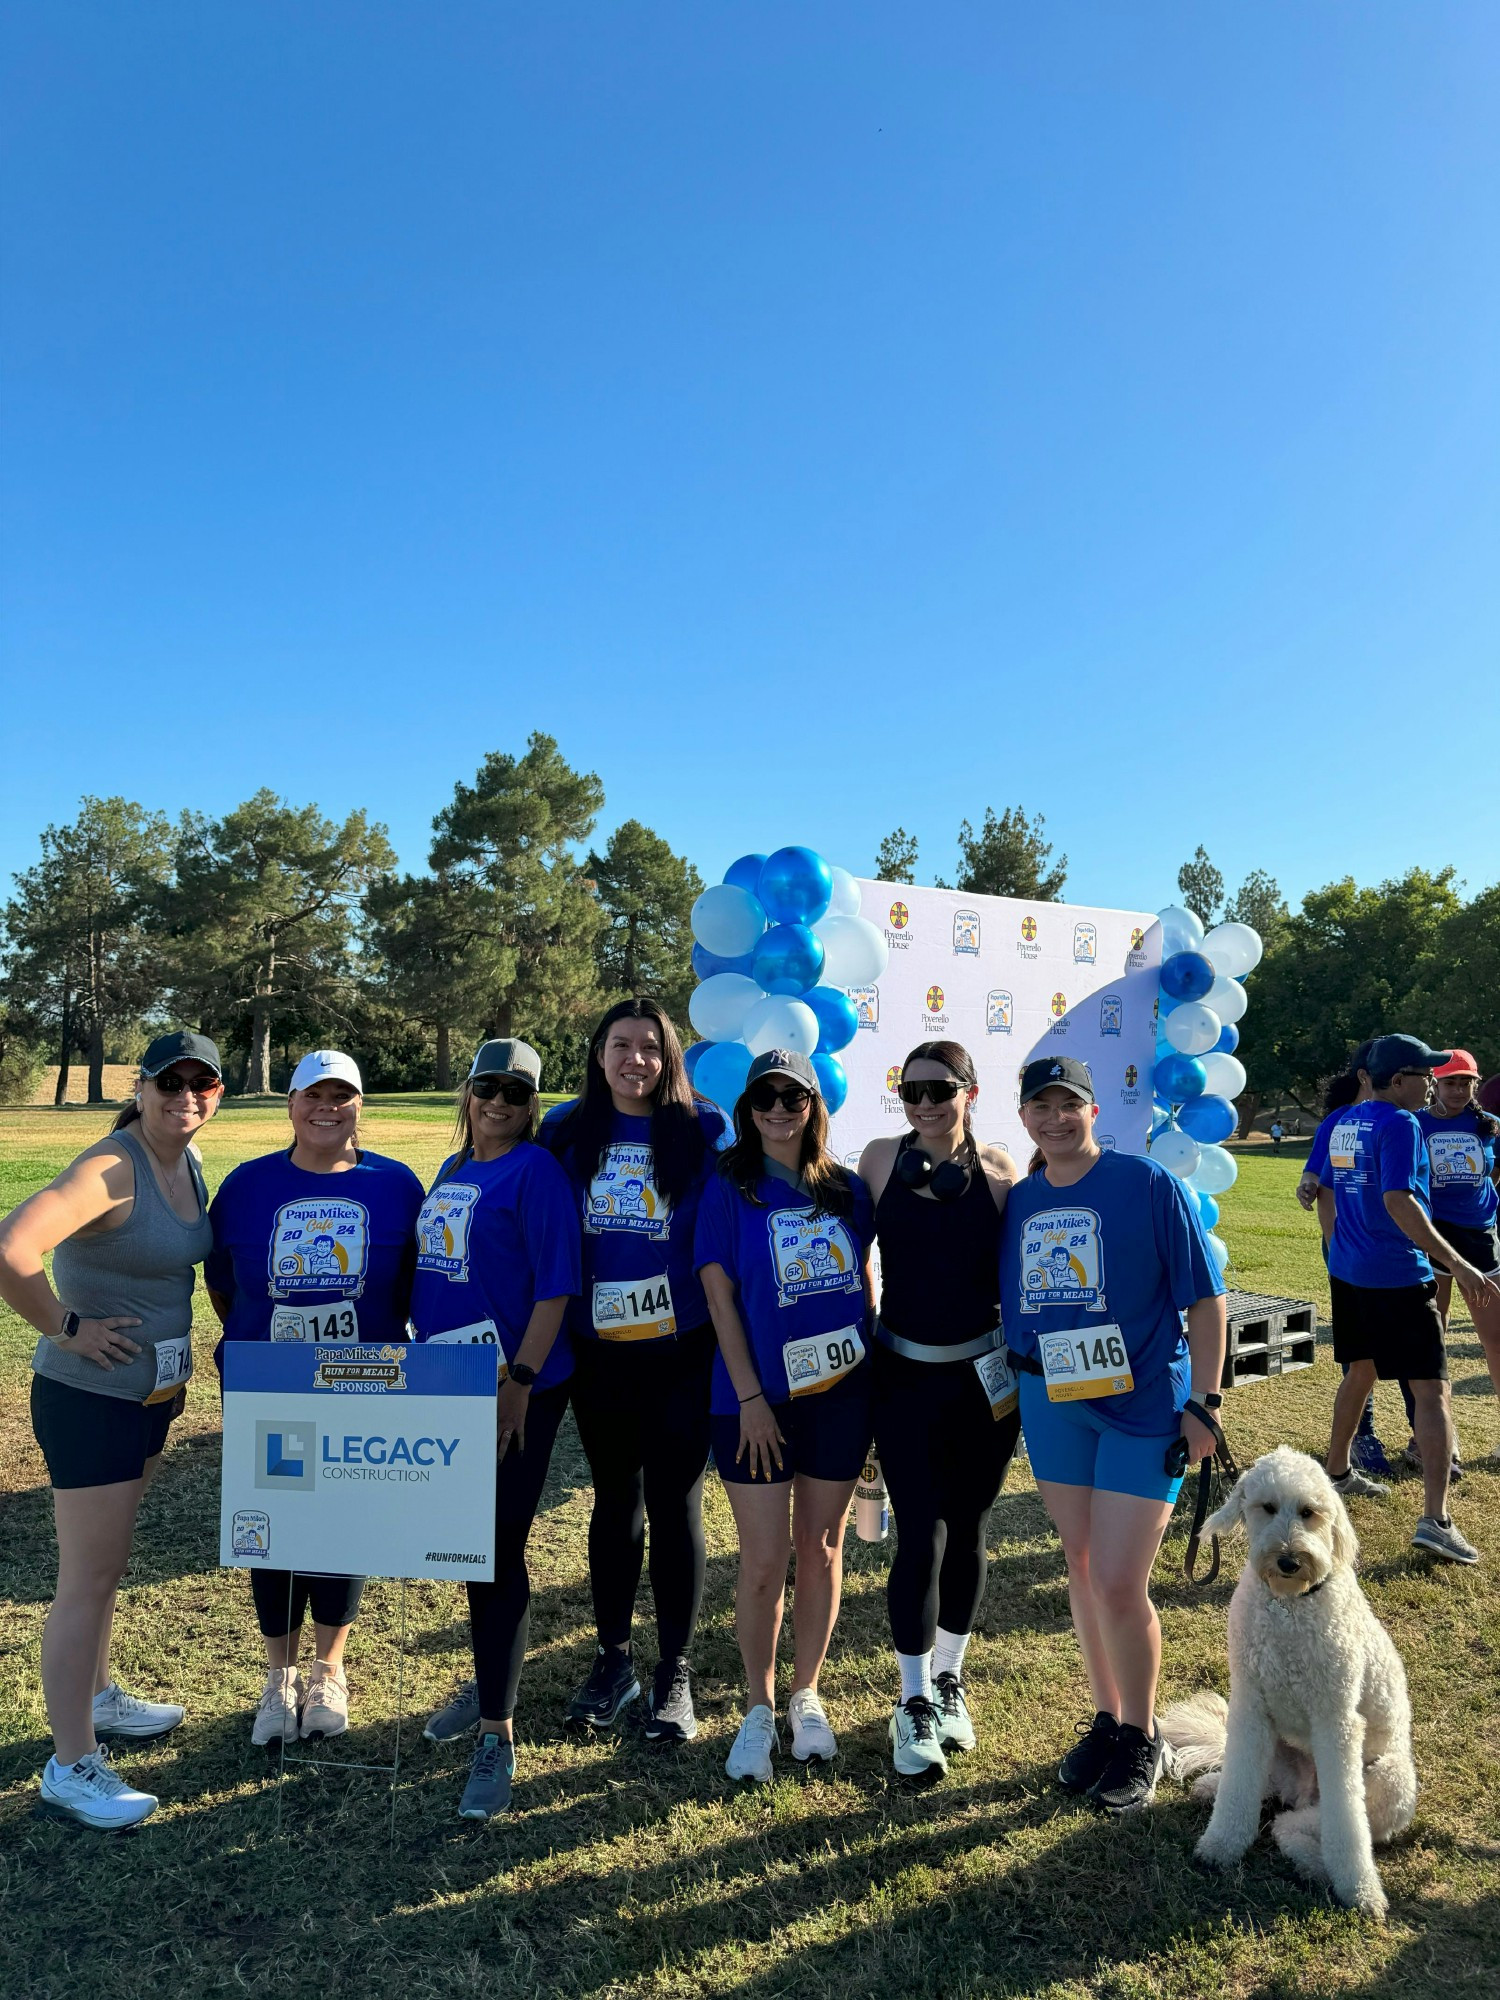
[1166,1398,1240,1585]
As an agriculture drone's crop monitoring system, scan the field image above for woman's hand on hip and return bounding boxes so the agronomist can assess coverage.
[68,1316,143,1370]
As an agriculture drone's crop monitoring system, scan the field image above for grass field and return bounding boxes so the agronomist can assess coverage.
[2,1103,1497,1999]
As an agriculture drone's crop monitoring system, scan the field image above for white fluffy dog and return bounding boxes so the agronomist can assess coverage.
[1161,1446,1416,1920]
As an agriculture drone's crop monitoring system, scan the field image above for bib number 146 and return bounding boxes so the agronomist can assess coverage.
[1039,1326,1133,1403]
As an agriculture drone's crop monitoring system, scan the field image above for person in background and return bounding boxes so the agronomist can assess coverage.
[206,1049,423,1746]
[1416,1049,1500,1460]
[0,1031,221,1830]
[1320,1035,1495,1563]
[1269,1119,1284,1154]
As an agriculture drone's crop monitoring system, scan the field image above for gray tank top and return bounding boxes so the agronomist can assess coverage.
[32,1125,213,1404]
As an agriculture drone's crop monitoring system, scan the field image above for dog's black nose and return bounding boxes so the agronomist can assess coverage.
[1276,1556,1301,1575]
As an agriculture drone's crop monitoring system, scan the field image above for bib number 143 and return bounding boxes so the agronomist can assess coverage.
[1039,1326,1133,1403]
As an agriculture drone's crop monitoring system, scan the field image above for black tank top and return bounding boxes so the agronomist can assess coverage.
[874,1142,1003,1344]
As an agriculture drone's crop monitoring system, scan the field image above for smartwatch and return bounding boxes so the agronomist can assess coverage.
[508,1360,538,1387]
[57,1309,81,1342]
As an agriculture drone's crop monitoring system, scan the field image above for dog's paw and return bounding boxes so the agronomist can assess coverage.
[1194,1831,1247,1872]
[1337,1875,1388,1923]
[1191,1772,1222,1803]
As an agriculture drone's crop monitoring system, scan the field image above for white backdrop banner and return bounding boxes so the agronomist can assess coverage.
[219,1341,499,1582]
[827,880,1162,1165]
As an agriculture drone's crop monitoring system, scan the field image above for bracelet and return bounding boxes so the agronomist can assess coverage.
[739,1390,765,1406]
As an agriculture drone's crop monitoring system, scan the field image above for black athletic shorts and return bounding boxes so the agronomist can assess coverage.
[1428,1222,1500,1279]
[30,1373,181,1489]
[1329,1277,1448,1381]
[712,1366,872,1486]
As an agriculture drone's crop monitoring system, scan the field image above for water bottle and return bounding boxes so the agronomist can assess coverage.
[854,1455,889,1542]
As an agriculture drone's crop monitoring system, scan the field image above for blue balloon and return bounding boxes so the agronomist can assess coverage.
[694,1039,754,1113]
[802,985,859,1054]
[812,1052,848,1114]
[692,941,755,981]
[724,852,768,894]
[1159,950,1216,1003]
[1154,1053,1208,1102]
[1196,1191,1220,1231]
[683,1040,708,1084]
[1212,1021,1240,1055]
[752,922,825,997]
[757,846,834,927]
[1178,1092,1238,1144]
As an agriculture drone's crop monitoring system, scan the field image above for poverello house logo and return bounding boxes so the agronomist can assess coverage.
[1130,926,1145,950]
[1021,916,1038,942]
[1050,991,1067,1017]
[1124,1065,1138,1088]
[885,1065,903,1094]
[888,901,909,930]
[925,985,945,1011]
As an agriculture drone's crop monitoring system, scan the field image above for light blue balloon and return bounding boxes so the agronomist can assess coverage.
[683,1040,708,1084]
[1178,1093,1238,1145]
[1196,1192,1220,1231]
[1154,1053,1208,1102]
[802,985,859,1054]
[1160,950,1216,1003]
[692,941,754,981]
[812,1052,848,1113]
[752,922,825,997]
[694,1039,754,1114]
[723,852,768,894]
[1212,1021,1240,1055]
[757,846,834,927]
[692,883,766,958]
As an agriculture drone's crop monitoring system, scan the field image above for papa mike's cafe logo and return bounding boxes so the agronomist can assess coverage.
[952,909,980,956]
[1017,913,1040,961]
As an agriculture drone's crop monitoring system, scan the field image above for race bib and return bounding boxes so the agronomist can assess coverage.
[1039,1325,1133,1403]
[1328,1121,1362,1176]
[269,1302,360,1343]
[592,1275,677,1342]
[424,1320,509,1379]
[973,1347,1019,1421]
[781,1323,865,1399]
[144,1334,192,1405]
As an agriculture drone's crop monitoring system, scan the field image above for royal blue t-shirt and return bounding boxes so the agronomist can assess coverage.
[1305,1107,1349,1182]
[408,1143,581,1388]
[1415,1107,1499,1232]
[1320,1099,1431,1287]
[539,1099,726,1344]
[1000,1151,1223,1434]
[206,1149,424,1353]
[693,1166,876,1414]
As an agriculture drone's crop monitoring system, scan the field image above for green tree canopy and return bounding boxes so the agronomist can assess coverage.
[1224,868,1291,949]
[587,819,701,1022]
[874,827,919,885]
[1176,846,1224,929]
[364,871,512,1089]
[945,806,1066,901]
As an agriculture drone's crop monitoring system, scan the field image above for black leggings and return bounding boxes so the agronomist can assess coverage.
[569,1323,713,1663]
[872,1344,1021,1656]
[467,1382,569,1722]
[250,1570,366,1639]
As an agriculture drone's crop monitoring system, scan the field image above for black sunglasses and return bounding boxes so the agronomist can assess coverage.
[899,1077,966,1106]
[470,1076,535,1105]
[153,1071,221,1096]
[748,1081,812,1113]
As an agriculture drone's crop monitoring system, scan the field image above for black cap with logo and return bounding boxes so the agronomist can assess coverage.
[141,1030,223,1078]
[1019,1055,1095,1105]
[746,1048,820,1096]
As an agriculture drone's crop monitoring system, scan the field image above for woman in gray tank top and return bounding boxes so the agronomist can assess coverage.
[0,1030,223,1832]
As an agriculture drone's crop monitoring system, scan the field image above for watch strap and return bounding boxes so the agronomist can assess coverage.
[508,1360,538,1387]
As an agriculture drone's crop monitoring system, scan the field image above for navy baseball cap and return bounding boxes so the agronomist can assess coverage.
[1362,1034,1450,1086]
[141,1031,223,1078]
[746,1048,820,1096]
[1019,1055,1095,1105]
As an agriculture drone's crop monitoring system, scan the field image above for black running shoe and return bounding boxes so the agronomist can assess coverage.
[565,1645,641,1732]
[1088,1719,1173,1813]
[643,1658,697,1744]
[1058,1710,1119,1793]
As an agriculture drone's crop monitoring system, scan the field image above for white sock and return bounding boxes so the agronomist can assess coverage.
[932,1628,971,1680]
[897,1651,932,1704]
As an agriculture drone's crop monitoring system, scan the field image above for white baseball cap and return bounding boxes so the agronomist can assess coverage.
[288,1049,363,1095]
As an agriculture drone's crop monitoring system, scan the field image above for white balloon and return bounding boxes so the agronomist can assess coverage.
[1204,1232,1230,1274]
[691,883,766,959]
[814,913,889,987]
[742,995,819,1058]
[1205,974,1248,1025]
[1162,1000,1222,1056]
[688,973,765,1044]
[1156,904,1205,958]
[1190,1144,1239,1195]
[1202,922,1264,980]
[826,866,862,917]
[1151,1128,1201,1179]
[1199,1052,1247,1101]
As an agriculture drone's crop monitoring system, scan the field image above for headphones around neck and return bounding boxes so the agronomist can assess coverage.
[895,1129,977,1202]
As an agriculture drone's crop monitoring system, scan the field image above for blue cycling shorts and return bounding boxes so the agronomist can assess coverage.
[1018,1374,1185,1504]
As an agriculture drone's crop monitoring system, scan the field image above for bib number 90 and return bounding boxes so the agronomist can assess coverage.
[781,1324,866,1400]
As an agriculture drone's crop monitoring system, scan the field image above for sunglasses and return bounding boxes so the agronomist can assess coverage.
[899,1077,966,1106]
[470,1076,535,1105]
[153,1071,221,1096]
[748,1081,812,1114]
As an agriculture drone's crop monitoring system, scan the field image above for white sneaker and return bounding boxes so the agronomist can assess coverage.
[39,1747,158,1830]
[787,1686,838,1765]
[251,1668,303,1746]
[91,1682,185,1739]
[300,1661,349,1739]
[889,1696,948,1780]
[725,1704,779,1783]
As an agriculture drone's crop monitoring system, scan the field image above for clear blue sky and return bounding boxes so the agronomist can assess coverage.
[4,2,1498,914]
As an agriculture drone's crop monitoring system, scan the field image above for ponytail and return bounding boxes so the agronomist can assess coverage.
[110,1074,147,1133]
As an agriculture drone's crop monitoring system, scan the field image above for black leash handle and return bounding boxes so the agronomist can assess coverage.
[1165,1398,1240,1586]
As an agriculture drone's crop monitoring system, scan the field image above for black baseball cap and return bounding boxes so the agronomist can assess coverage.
[141,1031,223,1078]
[1363,1034,1450,1087]
[746,1048,820,1096]
[1019,1056,1095,1105]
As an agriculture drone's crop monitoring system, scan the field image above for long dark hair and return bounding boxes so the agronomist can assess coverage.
[901,1039,977,1133]
[720,1086,855,1219]
[1322,1038,1375,1117]
[542,998,708,1206]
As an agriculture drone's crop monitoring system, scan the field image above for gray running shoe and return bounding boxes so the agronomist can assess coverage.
[92,1682,185,1739]
[565,1646,640,1732]
[1412,1515,1480,1565]
[424,1678,481,1744]
[644,1658,697,1744]
[458,1733,515,1819]
[1330,1466,1390,1499]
